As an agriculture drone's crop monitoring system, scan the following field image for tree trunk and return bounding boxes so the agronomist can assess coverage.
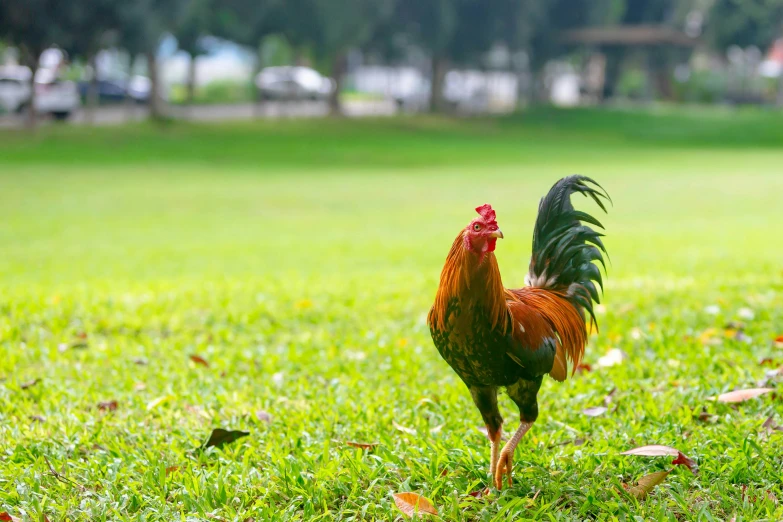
[430,55,448,113]
[253,50,265,118]
[125,54,138,122]
[146,51,164,121]
[86,53,100,125]
[329,52,346,117]
[649,48,674,102]
[23,49,39,129]
[601,47,625,102]
[186,52,197,116]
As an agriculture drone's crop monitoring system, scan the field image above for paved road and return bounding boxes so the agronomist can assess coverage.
[0,99,399,128]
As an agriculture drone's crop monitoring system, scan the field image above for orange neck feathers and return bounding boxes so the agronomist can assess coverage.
[430,231,509,333]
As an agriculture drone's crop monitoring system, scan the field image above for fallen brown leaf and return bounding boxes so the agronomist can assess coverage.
[98,400,118,412]
[165,465,180,475]
[603,387,617,406]
[189,354,209,367]
[344,441,379,450]
[759,358,778,367]
[392,421,416,435]
[715,388,773,403]
[596,348,628,368]
[761,416,783,436]
[582,406,608,417]
[133,358,148,365]
[621,445,679,457]
[627,470,671,500]
[202,428,249,449]
[694,407,718,423]
[20,378,40,390]
[671,451,699,474]
[30,415,46,423]
[468,487,491,499]
[392,492,438,517]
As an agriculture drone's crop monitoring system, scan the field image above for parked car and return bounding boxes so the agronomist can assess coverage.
[77,75,152,104]
[0,66,80,119]
[255,66,335,101]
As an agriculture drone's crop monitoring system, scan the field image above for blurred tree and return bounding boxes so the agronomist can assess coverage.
[65,0,122,123]
[173,0,212,110]
[279,0,393,115]
[116,0,180,121]
[709,0,783,105]
[709,0,783,50]
[211,0,280,116]
[0,0,72,127]
[392,0,458,112]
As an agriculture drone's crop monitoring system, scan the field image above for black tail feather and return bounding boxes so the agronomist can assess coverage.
[526,175,610,326]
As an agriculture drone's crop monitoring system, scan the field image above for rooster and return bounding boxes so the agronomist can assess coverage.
[428,175,609,490]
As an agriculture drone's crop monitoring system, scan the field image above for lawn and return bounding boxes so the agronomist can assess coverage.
[1,107,782,521]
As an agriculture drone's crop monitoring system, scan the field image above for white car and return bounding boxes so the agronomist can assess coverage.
[255,66,335,101]
[0,66,80,120]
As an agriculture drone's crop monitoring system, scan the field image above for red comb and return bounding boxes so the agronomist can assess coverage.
[475,204,497,224]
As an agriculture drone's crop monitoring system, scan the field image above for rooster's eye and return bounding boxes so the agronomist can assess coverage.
[473,224,481,231]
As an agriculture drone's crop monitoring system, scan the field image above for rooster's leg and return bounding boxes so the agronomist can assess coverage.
[495,377,542,489]
[489,429,501,476]
[469,386,503,482]
[494,421,533,489]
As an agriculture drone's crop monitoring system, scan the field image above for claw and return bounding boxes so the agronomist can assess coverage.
[494,450,513,490]
[492,421,533,490]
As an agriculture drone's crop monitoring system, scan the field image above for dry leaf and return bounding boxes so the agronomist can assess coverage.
[133,358,148,365]
[596,348,627,368]
[628,470,670,499]
[672,451,699,474]
[761,416,783,435]
[603,387,617,406]
[468,487,491,499]
[189,354,209,367]
[20,378,40,390]
[583,406,608,417]
[202,428,250,449]
[344,441,379,450]
[392,421,416,435]
[30,415,46,423]
[256,410,272,423]
[146,395,172,411]
[694,407,717,423]
[185,404,212,420]
[621,445,679,457]
[715,388,773,403]
[392,492,438,517]
[98,400,118,412]
[166,465,180,474]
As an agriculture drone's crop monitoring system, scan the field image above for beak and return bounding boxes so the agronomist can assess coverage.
[489,229,504,239]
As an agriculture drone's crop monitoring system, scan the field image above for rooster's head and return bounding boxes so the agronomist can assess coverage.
[464,204,503,254]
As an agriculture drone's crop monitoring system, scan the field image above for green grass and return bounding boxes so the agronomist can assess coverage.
[1,107,782,521]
